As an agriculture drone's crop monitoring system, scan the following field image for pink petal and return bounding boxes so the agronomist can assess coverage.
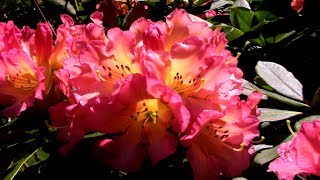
[145,123,178,165]
[293,120,320,175]
[35,23,53,67]
[268,157,302,180]
[95,122,147,172]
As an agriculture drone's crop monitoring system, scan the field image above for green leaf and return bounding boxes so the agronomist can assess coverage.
[255,61,303,101]
[254,76,274,91]
[242,80,268,99]
[233,0,251,9]
[0,117,18,129]
[312,88,320,112]
[4,149,38,180]
[254,10,278,23]
[254,135,293,165]
[294,115,320,131]
[210,0,233,9]
[248,19,267,32]
[44,0,76,15]
[230,7,254,33]
[246,81,309,108]
[265,31,295,44]
[249,33,266,46]
[258,108,302,122]
[194,0,207,7]
[25,146,50,167]
[213,24,244,41]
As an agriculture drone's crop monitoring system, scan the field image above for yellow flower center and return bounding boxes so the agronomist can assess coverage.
[6,72,38,91]
[96,58,139,82]
[169,72,205,95]
[130,99,172,127]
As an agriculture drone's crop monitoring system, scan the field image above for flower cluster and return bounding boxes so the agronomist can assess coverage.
[0,9,263,179]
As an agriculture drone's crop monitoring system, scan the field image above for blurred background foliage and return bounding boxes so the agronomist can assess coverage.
[0,0,320,179]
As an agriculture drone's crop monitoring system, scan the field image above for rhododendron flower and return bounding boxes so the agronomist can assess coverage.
[45,9,263,179]
[0,49,45,117]
[94,74,190,172]
[291,0,304,13]
[77,25,141,87]
[180,91,262,179]
[268,120,320,180]
[54,57,113,103]
[131,9,243,113]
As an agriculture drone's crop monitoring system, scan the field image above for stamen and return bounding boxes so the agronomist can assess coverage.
[143,117,152,127]
[5,74,11,81]
[232,143,245,152]
[286,120,296,136]
[225,52,241,65]
[252,136,265,144]
[147,111,157,124]
[174,78,205,94]
[64,50,69,58]
[6,74,38,90]
[96,70,106,81]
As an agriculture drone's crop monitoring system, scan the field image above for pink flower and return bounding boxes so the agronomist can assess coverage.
[291,0,304,13]
[130,9,243,113]
[268,120,320,179]
[180,92,262,179]
[130,9,215,51]
[94,74,190,172]
[0,49,45,117]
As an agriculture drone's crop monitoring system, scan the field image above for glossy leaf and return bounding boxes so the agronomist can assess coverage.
[253,144,273,152]
[230,7,254,32]
[44,0,76,15]
[210,0,233,10]
[245,81,309,108]
[254,10,278,23]
[265,31,295,44]
[242,80,268,99]
[258,108,302,122]
[213,24,244,41]
[249,33,266,46]
[233,0,251,9]
[255,61,304,101]
[254,76,274,91]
